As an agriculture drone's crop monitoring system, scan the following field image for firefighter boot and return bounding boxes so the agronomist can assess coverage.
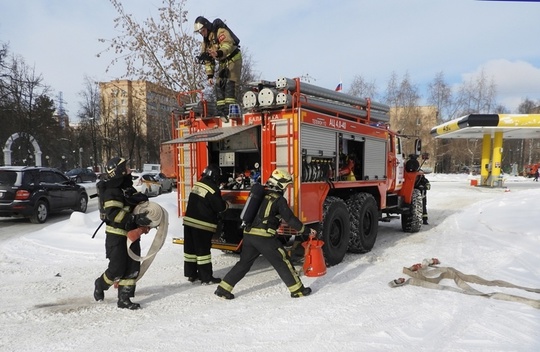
[224,80,238,119]
[214,286,235,300]
[215,84,227,120]
[291,285,312,298]
[117,285,141,310]
[93,275,110,301]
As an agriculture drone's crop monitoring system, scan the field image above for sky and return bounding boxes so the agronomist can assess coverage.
[1,0,540,121]
[1,174,540,351]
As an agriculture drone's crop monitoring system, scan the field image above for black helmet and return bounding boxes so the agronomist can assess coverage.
[106,157,128,179]
[194,16,212,33]
[202,164,221,184]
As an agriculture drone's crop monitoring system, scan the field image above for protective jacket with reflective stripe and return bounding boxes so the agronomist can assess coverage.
[183,177,227,233]
[244,190,309,237]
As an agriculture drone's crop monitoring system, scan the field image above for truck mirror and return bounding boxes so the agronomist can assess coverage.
[414,139,422,155]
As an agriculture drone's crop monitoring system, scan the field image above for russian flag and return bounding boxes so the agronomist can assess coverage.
[335,82,342,92]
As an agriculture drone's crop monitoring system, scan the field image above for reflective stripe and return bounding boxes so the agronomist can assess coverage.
[184,253,197,263]
[118,278,136,286]
[183,216,217,232]
[102,273,114,286]
[219,280,234,292]
[104,200,124,208]
[114,209,128,223]
[105,225,128,236]
[244,227,273,237]
[197,254,212,265]
[191,182,215,199]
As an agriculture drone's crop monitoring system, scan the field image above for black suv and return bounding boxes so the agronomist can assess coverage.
[0,166,88,223]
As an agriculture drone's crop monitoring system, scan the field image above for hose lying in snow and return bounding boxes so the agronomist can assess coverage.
[127,201,169,282]
[389,258,540,309]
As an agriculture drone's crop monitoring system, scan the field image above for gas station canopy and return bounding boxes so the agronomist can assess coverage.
[430,114,540,139]
[430,114,540,187]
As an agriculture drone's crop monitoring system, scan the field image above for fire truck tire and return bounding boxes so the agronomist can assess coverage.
[321,197,351,266]
[401,188,422,233]
[346,193,378,253]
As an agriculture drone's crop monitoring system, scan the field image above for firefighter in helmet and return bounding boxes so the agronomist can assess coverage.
[93,157,152,310]
[194,16,242,120]
[215,169,315,300]
[183,164,228,284]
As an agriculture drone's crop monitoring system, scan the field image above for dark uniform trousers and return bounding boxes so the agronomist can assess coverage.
[220,233,303,293]
[105,233,141,283]
[183,225,215,282]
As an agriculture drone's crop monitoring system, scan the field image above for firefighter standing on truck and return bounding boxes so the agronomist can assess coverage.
[194,16,242,120]
[93,157,152,310]
[183,164,228,285]
[215,169,315,300]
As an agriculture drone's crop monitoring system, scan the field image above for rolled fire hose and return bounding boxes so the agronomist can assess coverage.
[127,201,169,282]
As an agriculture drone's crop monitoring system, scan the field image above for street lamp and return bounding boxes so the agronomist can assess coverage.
[89,117,99,171]
[79,147,83,168]
[45,155,50,167]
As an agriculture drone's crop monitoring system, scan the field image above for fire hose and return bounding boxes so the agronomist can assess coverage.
[389,258,540,309]
[127,201,169,282]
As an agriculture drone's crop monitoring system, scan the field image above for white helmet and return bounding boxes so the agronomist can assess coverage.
[266,169,293,191]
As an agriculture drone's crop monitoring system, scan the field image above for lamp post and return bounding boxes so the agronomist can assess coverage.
[45,155,50,167]
[89,117,98,171]
[79,147,83,168]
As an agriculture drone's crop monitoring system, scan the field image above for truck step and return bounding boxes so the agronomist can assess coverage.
[380,215,400,222]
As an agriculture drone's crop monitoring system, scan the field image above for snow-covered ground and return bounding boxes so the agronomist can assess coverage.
[1,174,539,352]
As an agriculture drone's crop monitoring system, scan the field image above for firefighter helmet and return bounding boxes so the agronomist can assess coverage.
[266,169,293,191]
[202,164,221,184]
[194,16,212,33]
[106,157,128,179]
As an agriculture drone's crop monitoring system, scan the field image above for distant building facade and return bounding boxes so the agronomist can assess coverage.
[98,80,177,169]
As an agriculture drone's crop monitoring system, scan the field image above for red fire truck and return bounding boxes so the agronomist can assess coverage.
[165,77,425,266]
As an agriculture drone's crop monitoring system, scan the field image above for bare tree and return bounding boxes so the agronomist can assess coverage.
[346,75,379,100]
[426,71,452,122]
[77,76,102,168]
[454,68,497,116]
[99,0,257,95]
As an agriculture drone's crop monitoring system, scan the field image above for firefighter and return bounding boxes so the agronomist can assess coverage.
[215,169,315,300]
[194,16,242,120]
[93,157,152,310]
[418,174,431,225]
[183,164,228,284]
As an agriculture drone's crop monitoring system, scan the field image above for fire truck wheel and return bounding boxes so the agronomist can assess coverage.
[401,188,422,233]
[320,197,351,266]
[346,193,378,253]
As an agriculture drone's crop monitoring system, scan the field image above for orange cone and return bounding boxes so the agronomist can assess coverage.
[302,236,327,277]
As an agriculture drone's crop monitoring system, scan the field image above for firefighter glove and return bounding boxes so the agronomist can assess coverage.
[134,211,151,227]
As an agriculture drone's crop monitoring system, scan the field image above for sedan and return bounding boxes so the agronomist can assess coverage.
[66,168,97,183]
[151,173,174,193]
[131,172,162,196]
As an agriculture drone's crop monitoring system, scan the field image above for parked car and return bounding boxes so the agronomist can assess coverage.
[0,166,88,223]
[65,168,97,183]
[151,172,174,193]
[131,172,162,196]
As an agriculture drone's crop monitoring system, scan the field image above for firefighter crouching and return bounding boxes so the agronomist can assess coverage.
[215,169,315,300]
[93,157,152,310]
[194,16,242,120]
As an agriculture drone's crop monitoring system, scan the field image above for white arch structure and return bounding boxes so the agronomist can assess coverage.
[3,132,43,166]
